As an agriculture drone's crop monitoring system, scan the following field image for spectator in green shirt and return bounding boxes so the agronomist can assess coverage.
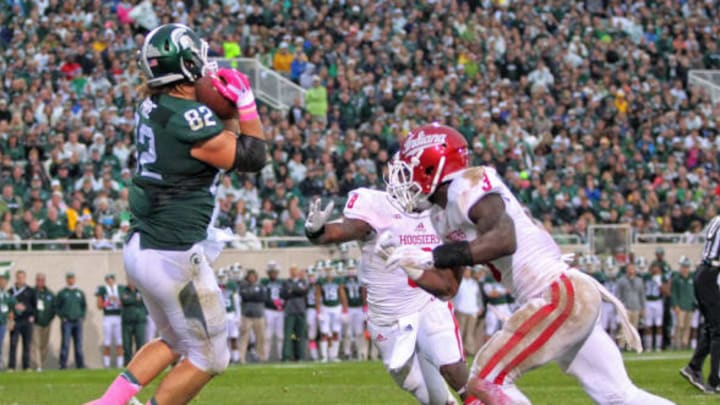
[55,272,86,369]
[41,206,68,250]
[0,271,15,370]
[31,273,55,371]
[671,257,696,350]
[119,280,146,366]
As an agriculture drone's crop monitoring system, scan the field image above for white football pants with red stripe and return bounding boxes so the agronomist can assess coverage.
[369,298,463,405]
[468,271,674,405]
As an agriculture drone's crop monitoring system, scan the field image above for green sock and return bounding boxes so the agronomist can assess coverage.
[122,369,141,387]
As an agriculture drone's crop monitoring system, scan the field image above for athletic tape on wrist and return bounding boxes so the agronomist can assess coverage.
[305,224,325,240]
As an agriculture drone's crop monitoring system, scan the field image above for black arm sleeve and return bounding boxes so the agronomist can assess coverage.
[233,134,267,172]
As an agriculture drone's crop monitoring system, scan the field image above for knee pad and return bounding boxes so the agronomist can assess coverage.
[186,323,230,375]
[181,284,229,375]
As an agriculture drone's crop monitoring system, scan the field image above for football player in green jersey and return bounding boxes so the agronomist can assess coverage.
[306,263,320,361]
[643,262,670,351]
[217,268,241,363]
[87,23,266,405]
[315,261,348,362]
[96,273,123,369]
[341,259,368,360]
[260,261,285,361]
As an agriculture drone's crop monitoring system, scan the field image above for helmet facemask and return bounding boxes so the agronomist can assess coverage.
[386,154,445,213]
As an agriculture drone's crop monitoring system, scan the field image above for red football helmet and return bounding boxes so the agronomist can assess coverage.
[386,123,469,212]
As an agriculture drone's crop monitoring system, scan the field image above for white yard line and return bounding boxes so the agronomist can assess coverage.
[623,353,690,362]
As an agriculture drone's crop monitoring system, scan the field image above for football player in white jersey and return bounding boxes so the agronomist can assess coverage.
[383,123,674,405]
[304,189,481,405]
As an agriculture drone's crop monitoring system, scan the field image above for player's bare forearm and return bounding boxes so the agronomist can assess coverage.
[414,267,463,300]
[340,286,348,311]
[223,118,239,133]
[238,116,266,141]
[467,212,517,263]
[432,194,516,269]
[307,217,373,245]
[315,286,322,312]
[661,281,671,296]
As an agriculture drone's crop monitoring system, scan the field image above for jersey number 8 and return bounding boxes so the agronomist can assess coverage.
[184,106,217,131]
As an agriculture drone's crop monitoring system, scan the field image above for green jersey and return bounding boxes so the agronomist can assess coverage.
[0,289,16,324]
[55,287,86,320]
[35,288,56,327]
[650,259,672,276]
[671,274,696,311]
[95,285,122,316]
[261,278,284,310]
[483,275,511,305]
[119,286,147,323]
[221,280,238,313]
[318,278,342,307]
[343,276,363,308]
[130,95,224,250]
[591,271,607,284]
[306,282,316,307]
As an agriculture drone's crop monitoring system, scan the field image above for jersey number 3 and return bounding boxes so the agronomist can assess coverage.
[481,172,492,191]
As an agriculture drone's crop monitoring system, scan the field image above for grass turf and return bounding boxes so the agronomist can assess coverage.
[0,351,710,404]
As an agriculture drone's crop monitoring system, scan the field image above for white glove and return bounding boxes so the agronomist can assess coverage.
[375,231,398,261]
[561,253,575,265]
[316,310,325,322]
[305,198,334,235]
[387,245,434,280]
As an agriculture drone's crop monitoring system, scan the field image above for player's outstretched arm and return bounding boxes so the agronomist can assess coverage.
[432,194,517,269]
[304,198,374,245]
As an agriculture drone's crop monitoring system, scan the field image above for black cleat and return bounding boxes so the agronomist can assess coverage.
[680,366,707,391]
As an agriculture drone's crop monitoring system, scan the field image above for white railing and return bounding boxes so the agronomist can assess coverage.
[688,70,720,104]
[551,234,583,245]
[211,57,306,110]
[634,233,705,244]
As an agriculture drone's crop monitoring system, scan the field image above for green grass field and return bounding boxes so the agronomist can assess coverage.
[0,352,711,404]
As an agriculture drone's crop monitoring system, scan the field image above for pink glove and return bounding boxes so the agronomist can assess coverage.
[210,68,258,122]
[273,298,284,311]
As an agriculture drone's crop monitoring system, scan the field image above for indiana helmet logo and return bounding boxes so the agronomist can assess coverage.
[404,130,447,155]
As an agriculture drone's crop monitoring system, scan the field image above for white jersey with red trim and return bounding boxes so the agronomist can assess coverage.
[429,166,566,303]
[343,188,440,326]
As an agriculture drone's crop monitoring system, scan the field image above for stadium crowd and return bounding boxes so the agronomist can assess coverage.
[0,1,719,249]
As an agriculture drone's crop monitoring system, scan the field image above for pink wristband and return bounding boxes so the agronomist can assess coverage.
[238,105,258,122]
